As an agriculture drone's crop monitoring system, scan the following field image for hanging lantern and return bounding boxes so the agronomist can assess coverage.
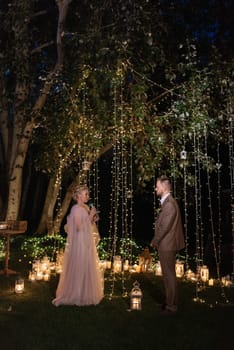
[200,265,209,282]
[82,160,91,171]
[130,281,143,310]
[175,261,184,278]
[180,149,187,160]
[15,279,24,294]
[127,190,133,199]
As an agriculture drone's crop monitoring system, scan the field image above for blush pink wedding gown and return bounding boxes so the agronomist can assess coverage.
[52,204,104,306]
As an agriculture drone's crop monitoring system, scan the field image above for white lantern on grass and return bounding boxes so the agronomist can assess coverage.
[15,279,24,294]
[130,281,142,310]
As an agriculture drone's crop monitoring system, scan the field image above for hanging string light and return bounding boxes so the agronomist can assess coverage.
[106,67,136,299]
[107,77,120,299]
[94,151,100,212]
[193,126,205,302]
[193,128,201,270]
[228,115,234,276]
[216,142,222,280]
[171,126,177,198]
[204,124,218,272]
[180,115,189,271]
[119,75,128,297]
[205,124,231,304]
[127,140,134,266]
[81,83,91,185]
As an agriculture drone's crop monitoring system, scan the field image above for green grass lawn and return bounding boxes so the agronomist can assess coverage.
[1,255,234,350]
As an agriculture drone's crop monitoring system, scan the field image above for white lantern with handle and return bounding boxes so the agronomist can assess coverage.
[130,281,143,310]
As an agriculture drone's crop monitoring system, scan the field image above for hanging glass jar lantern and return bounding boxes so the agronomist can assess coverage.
[130,281,142,310]
[82,160,91,171]
[180,149,187,160]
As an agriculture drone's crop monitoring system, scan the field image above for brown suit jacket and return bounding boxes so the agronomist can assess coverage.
[151,195,185,252]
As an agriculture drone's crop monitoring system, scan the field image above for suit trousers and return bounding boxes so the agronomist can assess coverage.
[158,250,178,312]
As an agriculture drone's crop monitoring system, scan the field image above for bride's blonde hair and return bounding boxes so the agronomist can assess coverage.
[73,185,89,200]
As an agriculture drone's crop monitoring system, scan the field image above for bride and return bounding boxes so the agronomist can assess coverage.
[52,185,104,306]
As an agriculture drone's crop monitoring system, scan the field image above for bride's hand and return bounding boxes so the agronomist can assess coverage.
[90,207,98,223]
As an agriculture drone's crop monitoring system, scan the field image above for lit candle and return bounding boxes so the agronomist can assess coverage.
[113,256,122,273]
[123,260,129,271]
[43,272,50,281]
[208,278,214,286]
[29,271,36,281]
[36,270,43,280]
[131,297,141,310]
[155,262,162,276]
[101,260,107,270]
[200,265,209,282]
[106,261,112,269]
[135,265,141,273]
[176,261,184,278]
[15,279,24,294]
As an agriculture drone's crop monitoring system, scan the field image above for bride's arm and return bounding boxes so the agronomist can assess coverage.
[89,207,99,224]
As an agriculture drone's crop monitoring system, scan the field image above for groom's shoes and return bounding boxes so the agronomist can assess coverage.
[160,304,177,315]
[160,308,177,316]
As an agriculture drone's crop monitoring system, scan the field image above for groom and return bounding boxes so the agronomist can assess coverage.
[151,175,185,314]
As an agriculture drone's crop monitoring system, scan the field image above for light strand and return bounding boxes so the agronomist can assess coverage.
[228,115,234,276]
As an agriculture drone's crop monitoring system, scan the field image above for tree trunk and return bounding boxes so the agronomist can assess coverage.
[53,184,74,233]
[6,120,34,220]
[36,177,56,234]
[5,0,72,220]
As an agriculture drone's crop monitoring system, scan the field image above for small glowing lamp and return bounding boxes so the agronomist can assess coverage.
[113,256,122,273]
[82,160,91,171]
[180,149,187,160]
[15,279,24,294]
[130,281,142,311]
[200,265,209,282]
[155,261,162,276]
[176,261,184,278]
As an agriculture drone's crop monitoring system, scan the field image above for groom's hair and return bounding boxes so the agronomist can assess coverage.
[157,175,171,190]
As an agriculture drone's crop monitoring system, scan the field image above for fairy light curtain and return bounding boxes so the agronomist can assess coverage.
[228,115,234,276]
[107,73,134,298]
